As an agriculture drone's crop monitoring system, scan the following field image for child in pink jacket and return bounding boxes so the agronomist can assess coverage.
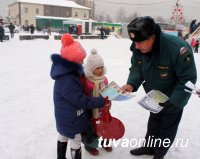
[83,49,112,156]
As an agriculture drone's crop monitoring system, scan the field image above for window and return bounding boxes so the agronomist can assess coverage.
[89,12,93,18]
[66,11,70,16]
[45,9,49,14]
[75,12,78,17]
[84,13,86,17]
[36,8,39,14]
[25,8,28,13]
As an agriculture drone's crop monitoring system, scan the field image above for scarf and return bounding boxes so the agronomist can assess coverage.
[87,75,105,97]
[87,75,105,119]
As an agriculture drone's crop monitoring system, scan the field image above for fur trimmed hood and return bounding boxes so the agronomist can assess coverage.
[83,64,107,78]
[83,48,106,78]
[50,54,83,80]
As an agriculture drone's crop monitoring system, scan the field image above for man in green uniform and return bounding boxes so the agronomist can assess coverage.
[122,16,197,159]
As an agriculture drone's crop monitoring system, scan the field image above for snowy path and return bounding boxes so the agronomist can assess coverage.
[0,34,200,159]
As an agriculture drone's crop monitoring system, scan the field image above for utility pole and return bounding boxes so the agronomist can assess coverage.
[18,2,21,26]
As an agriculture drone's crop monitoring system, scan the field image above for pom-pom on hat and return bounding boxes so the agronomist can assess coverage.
[87,48,104,72]
[127,16,156,42]
[60,34,86,63]
[84,49,105,77]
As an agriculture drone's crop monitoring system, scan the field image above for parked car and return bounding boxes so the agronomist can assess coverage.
[3,25,20,33]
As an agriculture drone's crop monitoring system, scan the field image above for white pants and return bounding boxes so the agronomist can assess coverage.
[58,133,82,150]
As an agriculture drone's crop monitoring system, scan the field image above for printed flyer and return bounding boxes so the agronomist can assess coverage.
[138,90,169,113]
[99,81,134,101]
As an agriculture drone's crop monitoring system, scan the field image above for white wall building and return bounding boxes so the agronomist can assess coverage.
[8,0,91,26]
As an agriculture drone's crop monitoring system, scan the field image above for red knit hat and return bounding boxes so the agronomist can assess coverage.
[60,34,86,63]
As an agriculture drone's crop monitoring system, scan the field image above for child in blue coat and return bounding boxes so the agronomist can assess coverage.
[50,34,108,159]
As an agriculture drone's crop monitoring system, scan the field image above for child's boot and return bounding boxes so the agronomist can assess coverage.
[103,146,113,152]
[71,147,81,159]
[85,146,99,156]
[102,140,113,152]
[57,141,67,159]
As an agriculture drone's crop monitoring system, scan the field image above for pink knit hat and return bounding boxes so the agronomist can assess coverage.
[60,34,86,63]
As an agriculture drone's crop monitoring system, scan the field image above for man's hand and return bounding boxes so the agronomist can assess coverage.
[121,84,134,93]
[159,100,174,112]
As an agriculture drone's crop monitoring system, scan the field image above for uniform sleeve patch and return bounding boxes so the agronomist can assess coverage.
[184,54,192,63]
[180,47,192,63]
[180,47,188,55]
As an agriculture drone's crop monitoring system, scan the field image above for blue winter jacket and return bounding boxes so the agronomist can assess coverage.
[50,54,105,139]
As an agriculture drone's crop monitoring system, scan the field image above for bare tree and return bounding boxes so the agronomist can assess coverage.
[127,12,140,23]
[106,14,113,23]
[155,16,166,22]
[116,7,127,23]
[95,12,106,22]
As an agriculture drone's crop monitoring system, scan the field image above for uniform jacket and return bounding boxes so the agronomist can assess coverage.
[50,54,105,138]
[127,25,197,110]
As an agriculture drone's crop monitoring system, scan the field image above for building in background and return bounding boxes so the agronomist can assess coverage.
[71,0,95,19]
[8,0,91,26]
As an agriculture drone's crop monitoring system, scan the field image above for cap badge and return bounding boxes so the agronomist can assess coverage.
[130,32,135,38]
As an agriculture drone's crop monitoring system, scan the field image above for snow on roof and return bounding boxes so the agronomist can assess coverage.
[63,18,96,22]
[35,15,74,20]
[13,0,90,10]
[35,15,96,22]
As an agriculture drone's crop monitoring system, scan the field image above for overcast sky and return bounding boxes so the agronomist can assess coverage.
[1,0,200,22]
[0,0,13,18]
[95,0,200,21]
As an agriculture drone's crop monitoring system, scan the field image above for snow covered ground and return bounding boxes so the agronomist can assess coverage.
[0,33,200,159]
